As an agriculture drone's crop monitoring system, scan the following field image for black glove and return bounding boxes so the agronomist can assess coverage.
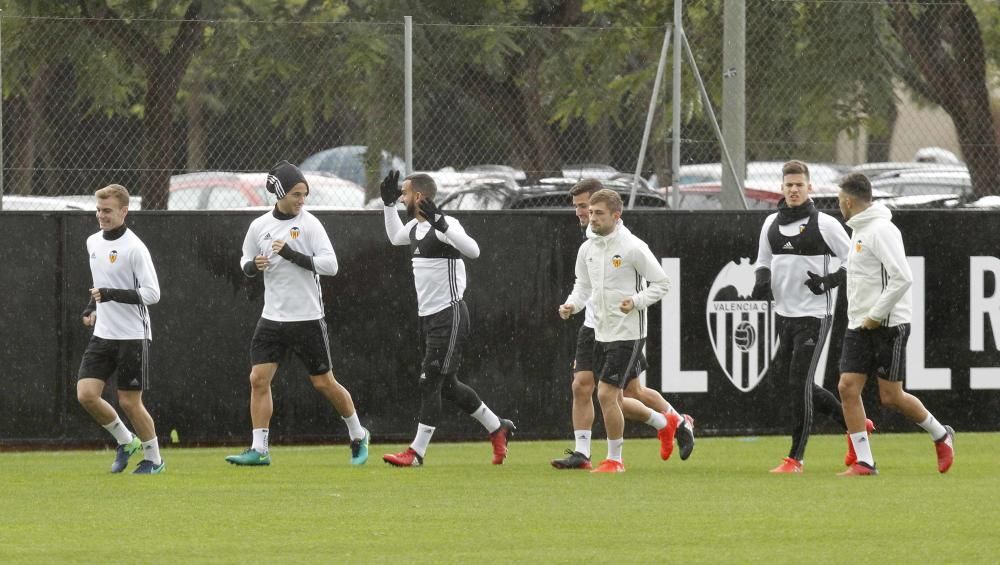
[99,288,142,304]
[277,244,315,272]
[805,268,846,295]
[751,268,772,300]
[380,170,402,206]
[418,198,449,232]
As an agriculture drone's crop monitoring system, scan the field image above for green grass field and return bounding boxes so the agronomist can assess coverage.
[1,433,997,564]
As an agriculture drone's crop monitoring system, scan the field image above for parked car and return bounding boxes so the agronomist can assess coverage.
[658,181,891,211]
[1,195,90,211]
[867,168,970,201]
[169,171,366,210]
[669,161,844,189]
[844,161,966,181]
[300,145,405,187]
[439,177,667,210]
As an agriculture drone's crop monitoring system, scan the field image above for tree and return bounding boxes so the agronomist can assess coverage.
[887,0,999,198]
[77,0,205,209]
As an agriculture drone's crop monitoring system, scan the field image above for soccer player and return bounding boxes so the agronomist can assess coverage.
[752,160,873,474]
[836,173,954,476]
[77,184,164,474]
[559,189,671,473]
[226,160,369,466]
[552,179,694,470]
[379,171,515,467]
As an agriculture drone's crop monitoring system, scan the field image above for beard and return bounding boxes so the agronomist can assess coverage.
[406,199,417,219]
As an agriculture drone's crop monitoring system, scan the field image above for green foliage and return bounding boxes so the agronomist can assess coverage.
[1,435,998,562]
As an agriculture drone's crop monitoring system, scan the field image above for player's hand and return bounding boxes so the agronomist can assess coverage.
[271,239,286,254]
[620,298,635,313]
[254,255,270,270]
[82,312,96,327]
[558,304,574,320]
[89,288,103,302]
[380,170,402,206]
[805,271,825,295]
[418,199,449,232]
[862,317,881,330]
[751,268,772,300]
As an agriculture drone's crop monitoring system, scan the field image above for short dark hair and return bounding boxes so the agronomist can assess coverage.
[569,178,604,197]
[839,173,872,202]
[589,188,623,213]
[782,160,810,180]
[405,173,437,200]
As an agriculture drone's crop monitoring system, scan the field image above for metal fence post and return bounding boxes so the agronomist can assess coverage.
[629,25,671,210]
[404,15,413,175]
[671,0,682,210]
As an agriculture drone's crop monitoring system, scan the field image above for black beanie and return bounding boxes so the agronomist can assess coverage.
[266,160,308,199]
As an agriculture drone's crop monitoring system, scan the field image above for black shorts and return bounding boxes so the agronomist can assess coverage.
[839,324,910,382]
[420,301,469,375]
[250,318,332,376]
[594,339,647,389]
[573,325,596,374]
[77,336,149,391]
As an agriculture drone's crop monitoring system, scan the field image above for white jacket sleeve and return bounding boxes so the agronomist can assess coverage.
[438,217,480,259]
[630,242,670,310]
[867,225,912,322]
[819,214,851,265]
[131,243,161,306]
[240,223,258,268]
[384,205,411,246]
[565,244,591,314]
[309,217,339,276]
[754,215,774,271]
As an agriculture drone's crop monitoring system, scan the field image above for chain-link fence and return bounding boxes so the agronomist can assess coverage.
[2,1,999,211]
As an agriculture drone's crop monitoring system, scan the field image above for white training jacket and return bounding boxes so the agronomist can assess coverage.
[845,203,912,329]
[565,221,671,342]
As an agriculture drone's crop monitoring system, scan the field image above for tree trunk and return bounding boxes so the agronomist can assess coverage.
[11,66,52,196]
[140,72,178,209]
[888,1,999,198]
[185,83,206,171]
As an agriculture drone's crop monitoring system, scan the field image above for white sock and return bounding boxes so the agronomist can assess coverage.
[342,412,366,441]
[850,431,874,466]
[141,438,162,465]
[574,430,592,458]
[470,402,502,433]
[645,410,667,430]
[251,428,269,453]
[102,417,134,445]
[663,403,680,418]
[917,413,948,441]
[410,423,435,457]
[607,437,624,462]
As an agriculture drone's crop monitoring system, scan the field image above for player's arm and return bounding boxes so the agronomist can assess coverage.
[561,245,591,318]
[275,217,338,276]
[380,171,410,246]
[806,215,850,294]
[752,217,773,300]
[81,295,97,326]
[628,243,671,310]
[866,227,913,324]
[240,225,265,276]
[94,245,160,305]
[436,216,480,259]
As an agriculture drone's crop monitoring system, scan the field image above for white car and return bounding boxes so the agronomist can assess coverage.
[1,196,90,211]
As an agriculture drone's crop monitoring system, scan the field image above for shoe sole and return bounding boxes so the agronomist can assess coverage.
[677,415,695,461]
[551,461,593,470]
[225,459,270,466]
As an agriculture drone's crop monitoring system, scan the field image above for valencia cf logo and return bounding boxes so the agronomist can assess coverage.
[706,258,777,392]
[799,225,806,234]
[109,250,119,264]
[290,227,301,240]
[855,240,863,253]
[611,254,623,268]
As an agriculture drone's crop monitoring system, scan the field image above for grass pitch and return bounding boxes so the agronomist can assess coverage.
[1,433,997,564]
